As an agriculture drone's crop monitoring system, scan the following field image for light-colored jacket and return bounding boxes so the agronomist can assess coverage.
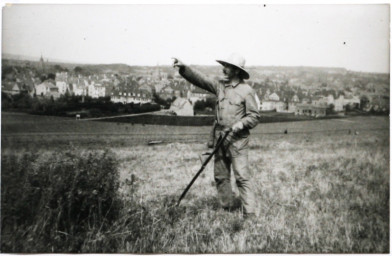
[179,66,260,135]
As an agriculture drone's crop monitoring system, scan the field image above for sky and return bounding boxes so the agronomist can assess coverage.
[2,3,390,73]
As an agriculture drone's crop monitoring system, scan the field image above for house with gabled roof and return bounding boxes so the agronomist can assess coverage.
[284,94,301,113]
[295,104,327,117]
[72,80,87,96]
[261,91,286,112]
[292,94,300,103]
[55,72,70,95]
[110,83,152,104]
[268,92,280,101]
[334,95,345,112]
[56,80,69,95]
[2,81,21,95]
[88,83,106,98]
[67,77,82,96]
[169,97,194,116]
[35,80,60,99]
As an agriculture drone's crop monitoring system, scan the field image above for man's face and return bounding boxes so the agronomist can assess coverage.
[222,64,240,82]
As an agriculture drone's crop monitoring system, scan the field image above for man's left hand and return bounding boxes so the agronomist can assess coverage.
[232,121,244,133]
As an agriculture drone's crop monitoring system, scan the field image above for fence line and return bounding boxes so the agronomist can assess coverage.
[2,127,388,138]
[1,111,162,123]
[78,111,162,121]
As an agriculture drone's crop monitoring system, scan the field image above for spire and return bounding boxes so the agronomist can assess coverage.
[39,53,45,72]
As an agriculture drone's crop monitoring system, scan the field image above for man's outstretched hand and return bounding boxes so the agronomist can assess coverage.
[172,58,185,69]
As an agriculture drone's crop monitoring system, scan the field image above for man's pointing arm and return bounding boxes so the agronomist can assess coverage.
[172,58,218,95]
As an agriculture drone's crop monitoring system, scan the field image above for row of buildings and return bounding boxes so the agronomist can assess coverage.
[162,89,365,117]
[2,68,211,107]
[258,91,361,117]
[2,69,365,118]
[2,59,388,117]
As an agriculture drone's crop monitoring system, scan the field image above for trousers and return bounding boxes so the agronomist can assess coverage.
[214,132,256,214]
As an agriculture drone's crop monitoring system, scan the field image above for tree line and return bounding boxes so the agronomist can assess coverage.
[2,92,161,118]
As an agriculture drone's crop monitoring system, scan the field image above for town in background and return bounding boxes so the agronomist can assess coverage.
[2,55,389,118]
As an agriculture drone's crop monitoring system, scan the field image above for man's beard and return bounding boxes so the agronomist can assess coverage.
[220,73,233,83]
[219,77,230,83]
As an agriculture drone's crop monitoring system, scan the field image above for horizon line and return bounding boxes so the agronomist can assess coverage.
[2,52,389,74]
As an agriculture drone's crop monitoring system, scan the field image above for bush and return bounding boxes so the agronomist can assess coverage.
[1,150,121,253]
[193,96,216,112]
[139,102,160,113]
[152,93,175,109]
[326,103,336,115]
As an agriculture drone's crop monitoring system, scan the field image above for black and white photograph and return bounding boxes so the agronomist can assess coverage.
[1,2,389,253]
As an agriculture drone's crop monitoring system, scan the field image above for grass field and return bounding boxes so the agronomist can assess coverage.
[1,112,389,253]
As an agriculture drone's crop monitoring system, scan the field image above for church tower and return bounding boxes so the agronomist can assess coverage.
[39,54,45,72]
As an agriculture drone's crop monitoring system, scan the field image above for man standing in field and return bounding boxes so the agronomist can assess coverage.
[173,53,260,219]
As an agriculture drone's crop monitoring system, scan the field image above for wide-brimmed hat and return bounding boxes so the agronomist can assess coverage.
[216,53,250,80]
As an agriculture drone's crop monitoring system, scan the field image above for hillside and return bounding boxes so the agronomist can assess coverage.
[3,54,388,77]
[2,55,389,97]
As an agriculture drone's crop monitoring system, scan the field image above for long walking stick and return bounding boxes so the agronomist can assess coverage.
[176,128,232,206]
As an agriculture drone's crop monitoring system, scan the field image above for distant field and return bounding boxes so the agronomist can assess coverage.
[2,112,388,149]
[1,112,389,253]
[2,111,387,139]
[99,111,317,126]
